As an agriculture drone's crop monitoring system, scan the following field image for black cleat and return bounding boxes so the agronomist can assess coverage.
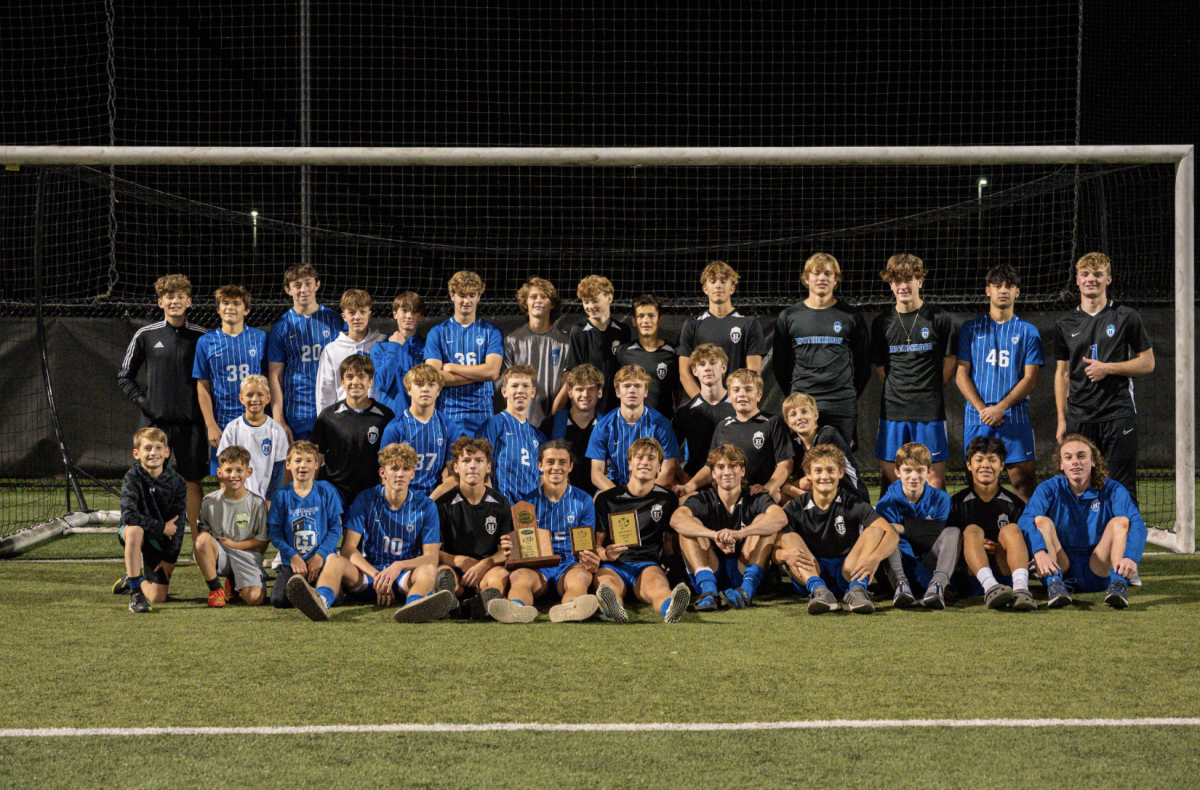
[468,587,502,620]
[112,575,130,595]
[128,589,151,614]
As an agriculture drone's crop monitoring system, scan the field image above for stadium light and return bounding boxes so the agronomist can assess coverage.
[250,209,258,249]
[977,177,989,201]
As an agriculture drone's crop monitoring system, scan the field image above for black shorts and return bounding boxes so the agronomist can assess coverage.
[118,526,182,585]
[158,421,210,482]
[1066,415,1137,503]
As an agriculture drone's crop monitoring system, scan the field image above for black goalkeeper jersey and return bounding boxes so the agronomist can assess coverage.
[672,394,735,477]
[436,485,513,559]
[616,341,679,420]
[772,300,872,417]
[709,411,793,487]
[564,319,633,414]
[309,399,396,508]
[680,487,775,555]
[947,485,1025,543]
[593,484,678,564]
[677,310,768,383]
[1053,301,1153,423]
[871,303,956,422]
[781,490,882,559]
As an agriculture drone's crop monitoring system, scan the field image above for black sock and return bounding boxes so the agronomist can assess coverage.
[206,577,221,592]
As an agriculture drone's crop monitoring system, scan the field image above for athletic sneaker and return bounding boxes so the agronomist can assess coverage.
[207,587,228,608]
[224,577,242,604]
[1046,577,1073,608]
[984,584,1014,610]
[434,567,459,611]
[720,588,751,609]
[467,587,502,620]
[488,598,539,624]
[807,585,839,615]
[112,575,130,595]
[1011,589,1037,611]
[548,594,600,623]
[128,589,151,614]
[842,586,874,614]
[393,590,457,624]
[663,584,691,623]
[922,581,947,610]
[596,583,629,624]
[691,591,720,612]
[285,574,329,622]
[1104,577,1129,609]
[892,581,916,609]
[1129,571,1143,587]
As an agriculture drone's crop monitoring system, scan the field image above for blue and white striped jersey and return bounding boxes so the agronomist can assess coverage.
[370,336,426,414]
[344,485,440,570]
[481,411,546,505]
[379,409,468,495]
[519,484,596,560]
[266,306,345,432]
[586,405,681,486]
[423,317,504,420]
[957,315,1043,425]
[192,327,268,427]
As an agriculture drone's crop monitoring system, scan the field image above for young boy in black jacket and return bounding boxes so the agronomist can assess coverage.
[114,427,189,613]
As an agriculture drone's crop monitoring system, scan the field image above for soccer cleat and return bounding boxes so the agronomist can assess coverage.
[806,585,839,615]
[596,583,629,624]
[984,584,1014,610]
[720,588,751,610]
[112,575,130,595]
[468,587,502,620]
[921,582,947,610]
[691,591,720,612]
[1129,571,1143,587]
[488,598,539,624]
[285,574,329,622]
[1104,577,1129,609]
[394,590,457,624]
[663,584,691,624]
[1046,577,1073,608]
[224,577,242,604]
[128,590,151,614]
[549,594,600,623]
[842,586,875,614]
[892,582,916,609]
[1011,589,1038,611]
[434,567,459,611]
[207,587,228,608]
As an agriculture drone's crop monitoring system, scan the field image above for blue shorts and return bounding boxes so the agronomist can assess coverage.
[963,422,1037,465]
[539,561,581,592]
[601,560,660,590]
[789,556,851,597]
[687,554,743,593]
[876,420,949,463]
[1063,547,1109,593]
[337,572,409,605]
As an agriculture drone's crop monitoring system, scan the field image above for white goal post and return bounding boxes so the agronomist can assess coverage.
[1,144,1192,554]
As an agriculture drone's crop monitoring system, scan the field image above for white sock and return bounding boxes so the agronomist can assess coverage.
[1012,568,1030,592]
[975,567,998,592]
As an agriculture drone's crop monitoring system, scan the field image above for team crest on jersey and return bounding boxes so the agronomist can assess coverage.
[997,513,1009,528]
[248,348,257,357]
[260,438,272,456]
[921,327,929,340]
[656,362,668,380]
[323,329,331,338]
[235,512,250,531]
[834,515,846,535]
[551,349,561,366]
[406,523,415,533]
[752,431,765,449]
[367,426,379,445]
[833,321,842,333]
[611,340,620,356]
[1091,501,1100,513]
[730,326,742,344]
[651,504,664,522]
[1012,336,1019,344]
[567,513,576,524]
[476,336,485,346]
[485,516,498,535]
[1106,324,1115,337]
[437,436,444,445]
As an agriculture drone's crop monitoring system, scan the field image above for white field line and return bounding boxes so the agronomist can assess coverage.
[3,718,1199,738]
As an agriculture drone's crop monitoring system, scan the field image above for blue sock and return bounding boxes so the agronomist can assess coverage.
[316,586,335,608]
[1046,571,1063,584]
[405,593,422,605]
[659,599,671,617]
[1109,568,1124,584]
[849,578,869,591]
[129,575,143,592]
[362,575,375,589]
[694,568,718,596]
[805,577,827,595]
[512,599,526,607]
[740,564,764,599]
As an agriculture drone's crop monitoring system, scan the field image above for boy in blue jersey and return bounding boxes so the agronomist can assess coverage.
[875,442,959,610]
[380,364,467,498]
[481,365,546,505]
[267,441,344,608]
[587,365,680,491]
[955,264,1043,500]
[286,442,457,623]
[1019,434,1146,609]
[371,292,427,415]
[194,285,268,474]
[267,264,344,442]
[424,270,504,437]
[487,441,603,624]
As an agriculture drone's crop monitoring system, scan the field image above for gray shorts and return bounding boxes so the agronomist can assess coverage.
[215,543,265,591]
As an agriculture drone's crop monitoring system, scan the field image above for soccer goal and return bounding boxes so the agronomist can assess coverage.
[0,145,1192,556]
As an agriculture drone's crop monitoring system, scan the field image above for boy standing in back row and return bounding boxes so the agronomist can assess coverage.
[371,292,427,415]
[504,277,569,431]
[678,261,767,396]
[315,288,386,414]
[556,275,632,416]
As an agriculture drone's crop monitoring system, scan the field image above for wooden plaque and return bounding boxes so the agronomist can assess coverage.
[506,501,561,569]
[570,525,596,554]
[607,510,641,547]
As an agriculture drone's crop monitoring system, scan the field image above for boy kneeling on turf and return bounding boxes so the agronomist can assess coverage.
[193,445,269,607]
[1018,434,1146,609]
[115,427,189,613]
[592,438,692,623]
[775,444,897,614]
[287,442,456,623]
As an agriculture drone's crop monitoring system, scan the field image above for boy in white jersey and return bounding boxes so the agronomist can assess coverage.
[217,375,289,501]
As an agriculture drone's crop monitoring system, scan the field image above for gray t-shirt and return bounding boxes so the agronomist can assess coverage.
[199,489,269,553]
[503,324,569,429]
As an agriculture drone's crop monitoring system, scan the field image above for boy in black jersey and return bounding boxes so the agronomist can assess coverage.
[548,364,603,495]
[779,392,870,503]
[772,252,872,450]
[677,261,767,397]
[616,295,679,420]
[775,444,896,614]
[872,253,957,493]
[309,355,395,508]
[670,444,787,611]
[436,437,513,619]
[671,344,734,486]
[950,437,1036,611]
[675,368,792,503]
[592,438,692,623]
[554,275,632,415]
[1053,252,1154,502]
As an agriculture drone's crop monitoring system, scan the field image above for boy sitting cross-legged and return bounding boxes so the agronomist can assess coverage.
[775,444,898,614]
[287,441,457,623]
[193,445,269,607]
[592,438,691,623]
[267,441,344,609]
[669,444,786,611]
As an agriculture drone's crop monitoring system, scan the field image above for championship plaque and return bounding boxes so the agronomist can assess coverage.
[506,501,561,569]
[607,510,642,547]
[570,525,596,554]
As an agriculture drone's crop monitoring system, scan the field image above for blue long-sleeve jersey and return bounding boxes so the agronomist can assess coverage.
[1018,475,1147,563]
[875,479,952,558]
[268,480,344,561]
